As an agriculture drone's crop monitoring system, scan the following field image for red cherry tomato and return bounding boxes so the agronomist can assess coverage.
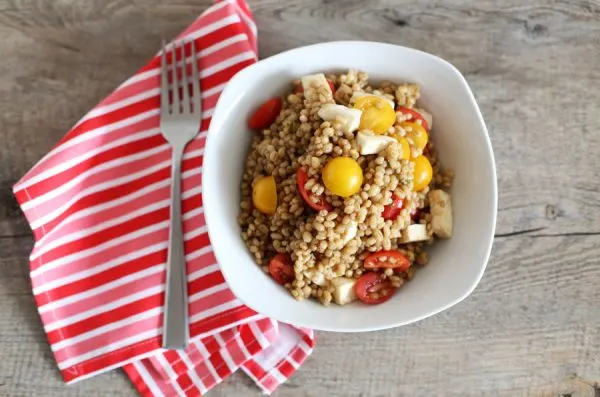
[364,250,410,271]
[294,80,336,95]
[397,106,429,131]
[381,195,404,220]
[364,250,410,272]
[268,253,295,285]
[355,272,397,304]
[296,168,333,211]
[248,98,282,130]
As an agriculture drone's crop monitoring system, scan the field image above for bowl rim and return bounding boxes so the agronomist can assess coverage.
[204,40,498,332]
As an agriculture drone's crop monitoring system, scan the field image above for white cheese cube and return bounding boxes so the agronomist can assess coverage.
[330,277,357,305]
[341,221,358,245]
[400,224,429,243]
[429,189,452,238]
[301,73,332,95]
[318,104,362,133]
[356,132,396,155]
[303,270,326,286]
[350,91,395,109]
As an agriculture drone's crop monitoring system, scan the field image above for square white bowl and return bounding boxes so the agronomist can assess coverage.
[203,41,497,332]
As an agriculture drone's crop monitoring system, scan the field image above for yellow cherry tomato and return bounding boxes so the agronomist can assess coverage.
[252,176,277,215]
[393,136,411,160]
[353,96,396,134]
[322,157,363,198]
[412,155,433,192]
[400,121,428,151]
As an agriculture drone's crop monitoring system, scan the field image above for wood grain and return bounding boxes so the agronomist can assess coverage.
[0,0,599,396]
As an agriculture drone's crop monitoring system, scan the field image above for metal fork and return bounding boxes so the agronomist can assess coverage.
[160,39,201,349]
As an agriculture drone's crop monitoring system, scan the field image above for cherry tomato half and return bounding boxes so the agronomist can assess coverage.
[364,250,410,271]
[393,135,411,160]
[252,175,277,215]
[354,96,396,134]
[294,80,336,94]
[248,98,282,130]
[400,121,428,151]
[269,253,295,285]
[296,168,333,211]
[382,195,404,220]
[412,155,433,192]
[397,106,429,131]
[355,272,397,304]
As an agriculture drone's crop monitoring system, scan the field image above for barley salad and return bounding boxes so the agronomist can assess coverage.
[239,70,453,306]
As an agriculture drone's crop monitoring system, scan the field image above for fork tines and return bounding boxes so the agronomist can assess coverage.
[160,40,201,117]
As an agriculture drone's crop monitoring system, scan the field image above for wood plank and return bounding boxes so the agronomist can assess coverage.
[0,0,599,396]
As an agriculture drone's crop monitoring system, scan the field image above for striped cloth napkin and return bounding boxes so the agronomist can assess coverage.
[12,0,315,395]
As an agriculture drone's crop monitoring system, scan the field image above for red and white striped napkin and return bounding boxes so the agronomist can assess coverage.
[12,0,315,395]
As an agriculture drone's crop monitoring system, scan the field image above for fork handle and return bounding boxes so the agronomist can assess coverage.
[162,145,189,349]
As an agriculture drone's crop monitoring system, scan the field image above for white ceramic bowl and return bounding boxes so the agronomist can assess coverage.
[203,41,497,332]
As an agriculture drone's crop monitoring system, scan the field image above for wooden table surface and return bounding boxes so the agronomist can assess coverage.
[1,0,599,396]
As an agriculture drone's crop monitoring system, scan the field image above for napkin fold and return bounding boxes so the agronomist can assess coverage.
[13,0,315,395]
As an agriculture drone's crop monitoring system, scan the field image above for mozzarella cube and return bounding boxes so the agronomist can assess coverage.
[341,221,358,245]
[400,224,429,243]
[301,73,332,95]
[350,91,395,109]
[356,132,396,155]
[330,277,357,305]
[429,189,452,238]
[304,270,326,286]
[318,104,362,133]
[415,107,433,129]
